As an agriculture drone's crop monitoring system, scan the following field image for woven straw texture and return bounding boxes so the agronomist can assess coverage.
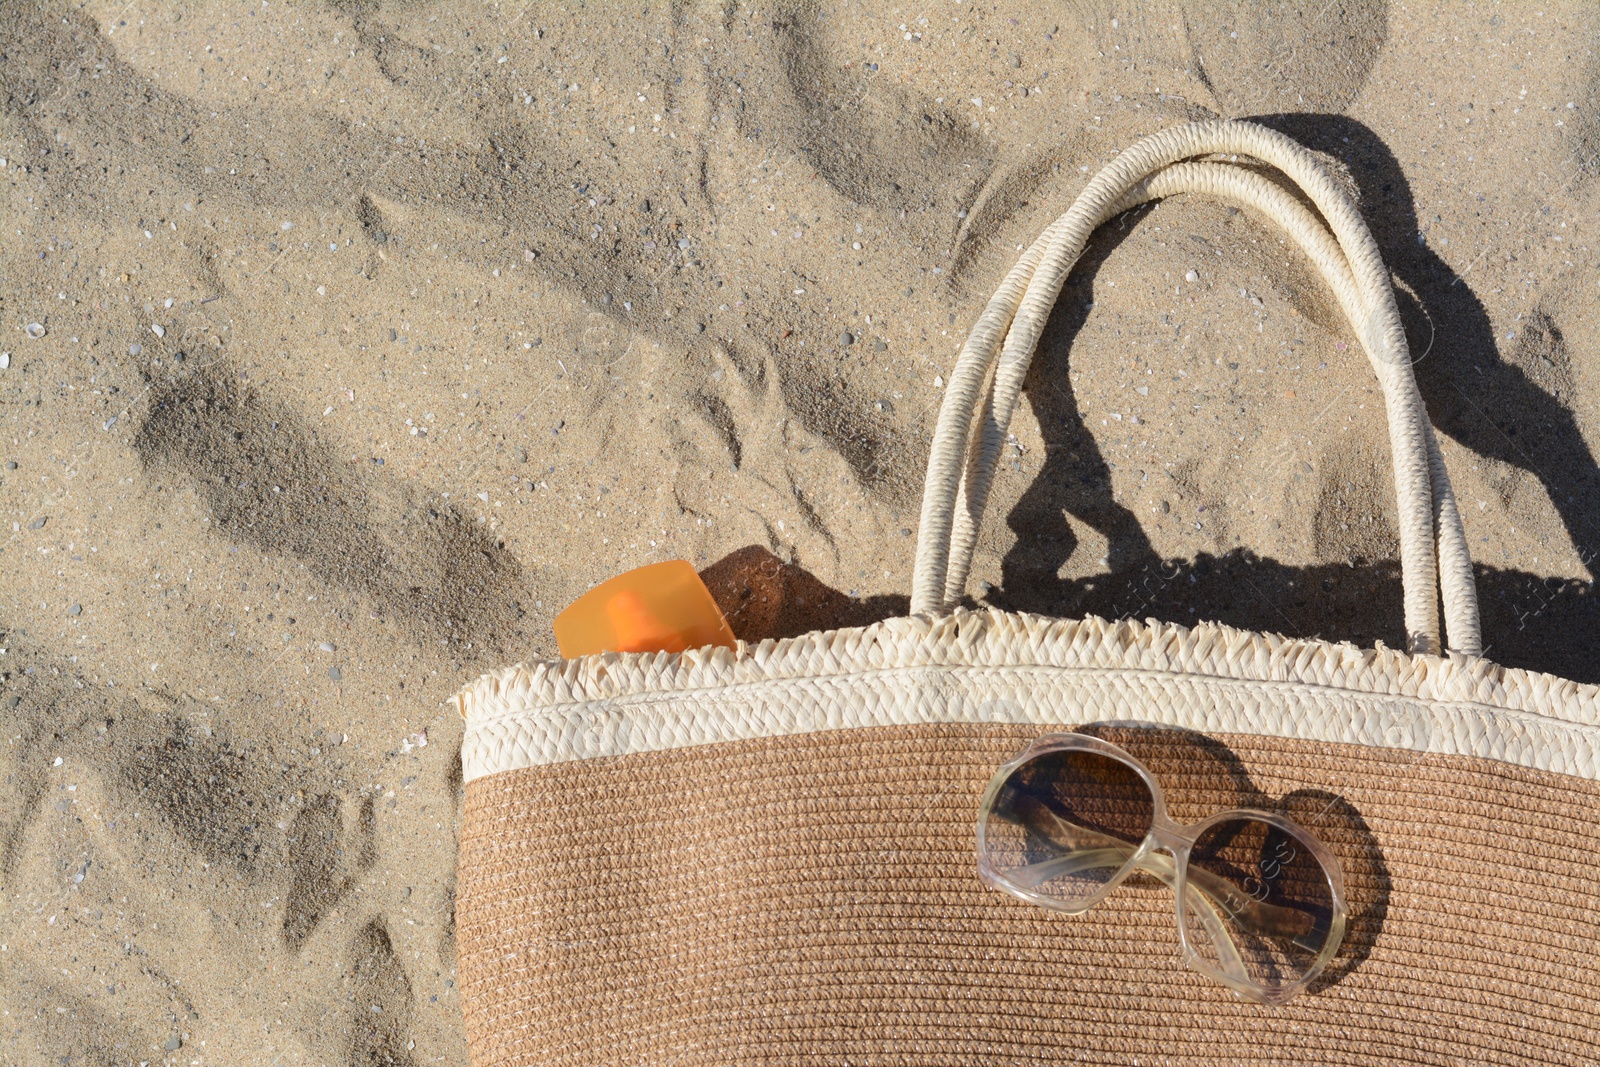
[456,610,1600,1065]
[458,723,1600,1066]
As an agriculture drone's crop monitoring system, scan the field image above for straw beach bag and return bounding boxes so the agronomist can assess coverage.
[455,122,1600,1065]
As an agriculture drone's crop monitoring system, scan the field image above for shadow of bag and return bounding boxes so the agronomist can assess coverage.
[454,121,1600,1066]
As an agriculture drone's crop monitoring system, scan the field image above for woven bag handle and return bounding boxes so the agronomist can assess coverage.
[911,120,1481,656]
[935,158,1480,654]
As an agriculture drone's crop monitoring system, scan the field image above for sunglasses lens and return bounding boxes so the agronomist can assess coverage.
[1181,816,1339,995]
[981,748,1155,905]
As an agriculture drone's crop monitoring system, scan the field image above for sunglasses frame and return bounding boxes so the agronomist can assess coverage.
[976,732,1348,1006]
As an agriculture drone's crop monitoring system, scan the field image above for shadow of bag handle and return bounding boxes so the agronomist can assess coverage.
[911,119,1481,657]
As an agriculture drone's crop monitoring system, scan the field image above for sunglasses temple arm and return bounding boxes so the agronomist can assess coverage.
[1004,847,1256,982]
[1008,831,1310,935]
[1000,849,1253,983]
[1130,853,1253,986]
[1003,847,1135,889]
[1179,864,1321,948]
[1178,880,1253,984]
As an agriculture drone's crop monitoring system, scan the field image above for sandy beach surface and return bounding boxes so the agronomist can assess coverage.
[4,2,1598,1064]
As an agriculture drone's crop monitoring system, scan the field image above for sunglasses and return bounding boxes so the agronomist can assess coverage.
[976,733,1347,1005]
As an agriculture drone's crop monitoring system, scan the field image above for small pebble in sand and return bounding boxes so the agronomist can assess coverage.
[28,516,47,530]
[1185,270,1199,283]
[68,604,82,616]
[318,642,336,652]
[0,352,8,370]
[329,666,342,682]
[840,331,854,346]
[26,322,45,339]
[150,323,165,337]
[128,343,142,356]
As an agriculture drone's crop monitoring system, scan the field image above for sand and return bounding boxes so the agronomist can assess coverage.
[2,2,1598,1063]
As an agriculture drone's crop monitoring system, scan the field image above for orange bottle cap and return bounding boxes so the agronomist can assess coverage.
[553,560,736,658]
